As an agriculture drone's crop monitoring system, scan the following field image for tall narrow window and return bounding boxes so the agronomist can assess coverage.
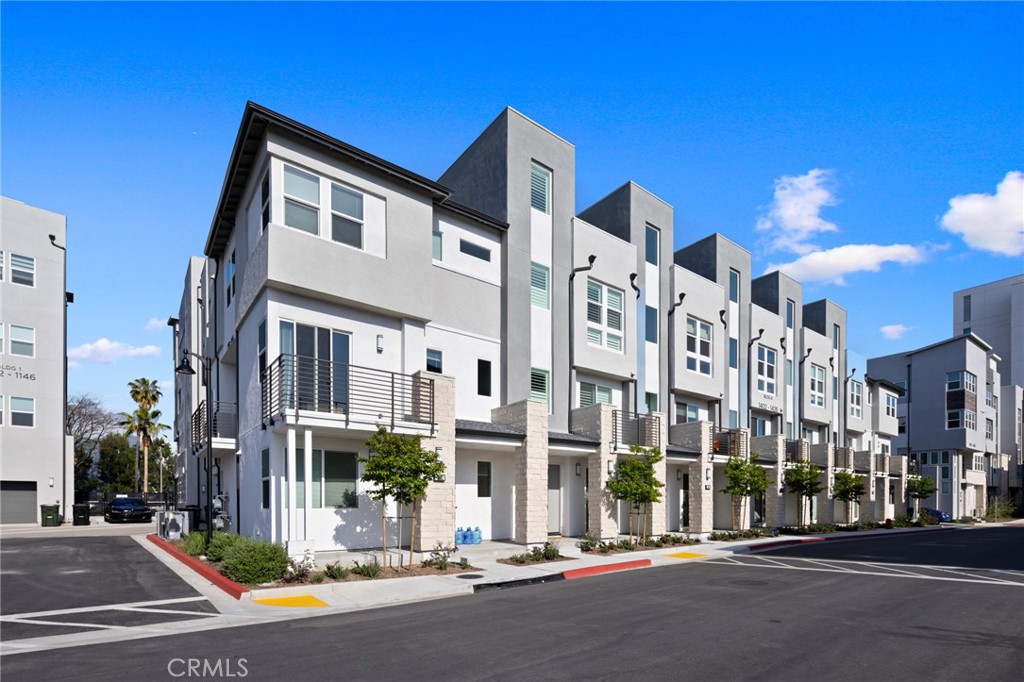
[0,251,4,281]
[963,295,971,321]
[786,358,793,386]
[756,345,776,395]
[261,449,270,508]
[530,369,550,406]
[786,299,795,329]
[9,325,34,357]
[331,183,364,249]
[0,323,4,355]
[530,163,551,214]
[850,381,863,418]
[530,262,550,309]
[10,396,34,427]
[257,320,267,384]
[645,225,659,265]
[225,250,236,306]
[260,171,271,232]
[729,337,738,369]
[432,230,443,261]
[426,348,443,374]
[686,316,712,376]
[283,165,320,234]
[810,364,826,407]
[885,394,897,418]
[586,279,624,352]
[477,461,492,498]
[832,324,840,350]
[10,254,34,287]
[645,306,658,343]
[728,269,740,304]
[477,359,492,397]
[645,392,658,413]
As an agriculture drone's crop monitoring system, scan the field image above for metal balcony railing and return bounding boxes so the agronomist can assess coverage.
[613,410,660,449]
[262,354,434,431]
[712,427,742,457]
[834,447,853,470]
[784,439,803,464]
[191,401,237,449]
[875,453,888,473]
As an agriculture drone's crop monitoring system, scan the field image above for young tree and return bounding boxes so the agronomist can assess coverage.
[67,393,119,499]
[721,453,772,530]
[97,433,137,493]
[128,378,164,493]
[606,445,664,545]
[361,426,446,568]
[148,438,176,497]
[783,459,824,528]
[832,471,866,524]
[906,475,937,520]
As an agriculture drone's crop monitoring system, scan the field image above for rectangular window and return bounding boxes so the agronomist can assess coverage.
[9,325,34,357]
[331,183,364,249]
[645,392,658,413]
[947,410,962,429]
[986,418,994,440]
[530,369,550,406]
[756,345,776,395]
[477,461,492,498]
[728,269,740,303]
[258,320,267,384]
[0,395,3,425]
[728,409,738,429]
[426,348,443,374]
[810,364,826,407]
[786,358,793,386]
[786,299,795,329]
[324,452,358,508]
[832,324,840,350]
[579,382,612,407]
[477,359,492,397]
[832,377,839,401]
[283,165,320,234]
[645,306,658,343]
[963,294,971,321]
[0,323,3,355]
[586,279,624,352]
[261,449,270,509]
[946,371,961,390]
[530,163,551,214]
[850,381,863,419]
[10,396,34,427]
[260,171,271,232]
[530,262,550,309]
[10,254,34,287]
[965,410,977,431]
[432,230,443,261]
[0,251,4,281]
[729,337,738,369]
[675,402,699,423]
[686,316,712,376]
[885,394,897,418]
[225,250,236,306]
[459,239,491,262]
[752,417,767,437]
[964,372,977,394]
[785,421,793,439]
[645,225,659,265]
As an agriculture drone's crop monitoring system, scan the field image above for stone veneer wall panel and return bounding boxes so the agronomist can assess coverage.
[415,373,456,551]
[493,400,549,544]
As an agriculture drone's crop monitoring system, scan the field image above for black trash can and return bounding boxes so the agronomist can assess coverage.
[72,503,91,526]
[40,505,60,527]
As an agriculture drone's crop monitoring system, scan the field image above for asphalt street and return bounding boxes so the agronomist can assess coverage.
[3,527,1022,682]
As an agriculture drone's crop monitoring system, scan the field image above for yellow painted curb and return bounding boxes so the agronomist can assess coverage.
[253,595,328,608]
[665,552,707,559]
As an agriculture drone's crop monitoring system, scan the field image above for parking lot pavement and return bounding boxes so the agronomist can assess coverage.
[0,536,220,646]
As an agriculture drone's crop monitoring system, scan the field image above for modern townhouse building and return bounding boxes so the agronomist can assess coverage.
[868,333,1004,518]
[172,103,908,556]
[0,197,74,524]
[952,275,1024,504]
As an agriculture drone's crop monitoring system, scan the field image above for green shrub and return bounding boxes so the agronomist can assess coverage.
[182,532,207,557]
[423,542,458,571]
[597,543,611,554]
[309,571,325,584]
[507,552,530,565]
[220,538,288,585]
[205,531,242,562]
[616,539,634,551]
[916,512,938,526]
[323,561,350,580]
[541,542,560,560]
[892,513,913,528]
[577,535,598,552]
[957,515,975,524]
[352,559,382,578]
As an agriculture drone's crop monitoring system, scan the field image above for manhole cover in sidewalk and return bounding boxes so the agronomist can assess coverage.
[456,574,485,579]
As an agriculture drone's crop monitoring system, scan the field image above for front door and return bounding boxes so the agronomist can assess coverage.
[547,464,561,535]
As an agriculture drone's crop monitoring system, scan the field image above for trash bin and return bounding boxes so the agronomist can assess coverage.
[40,505,60,527]
[72,503,91,526]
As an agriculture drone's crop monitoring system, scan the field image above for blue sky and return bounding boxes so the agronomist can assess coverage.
[3,1,1021,417]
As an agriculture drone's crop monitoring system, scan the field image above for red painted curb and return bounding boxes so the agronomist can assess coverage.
[147,534,249,600]
[563,559,651,580]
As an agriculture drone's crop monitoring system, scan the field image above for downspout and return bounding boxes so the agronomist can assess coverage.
[799,347,813,442]
[568,255,596,428]
[779,336,787,437]
[629,273,640,413]
[667,293,686,424]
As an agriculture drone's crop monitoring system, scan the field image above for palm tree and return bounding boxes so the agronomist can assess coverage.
[122,408,169,494]
[128,378,163,492]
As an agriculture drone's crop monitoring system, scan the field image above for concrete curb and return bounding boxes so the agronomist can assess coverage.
[742,526,952,554]
[146,534,249,600]
[563,558,652,580]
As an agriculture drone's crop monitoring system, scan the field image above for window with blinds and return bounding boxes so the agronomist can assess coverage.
[586,278,623,352]
[579,382,611,407]
[530,369,549,406]
[530,163,551,214]
[530,262,550,309]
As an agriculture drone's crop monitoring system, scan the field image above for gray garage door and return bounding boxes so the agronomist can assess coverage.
[1,481,38,524]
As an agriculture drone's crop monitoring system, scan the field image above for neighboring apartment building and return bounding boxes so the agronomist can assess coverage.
[0,197,74,524]
[952,275,1024,504]
[171,103,908,554]
[868,333,1004,518]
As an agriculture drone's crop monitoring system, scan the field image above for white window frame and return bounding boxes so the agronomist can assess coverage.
[756,344,776,395]
[282,164,321,235]
[965,410,977,431]
[530,368,550,408]
[10,253,35,287]
[579,382,612,408]
[530,162,552,214]
[985,418,994,440]
[885,394,897,418]
[810,364,826,407]
[432,229,443,261]
[10,396,34,427]
[9,324,34,357]
[530,262,550,309]
[850,380,863,419]
[330,181,365,249]
[586,278,624,353]
[947,410,962,429]
[686,316,712,376]
[675,401,699,424]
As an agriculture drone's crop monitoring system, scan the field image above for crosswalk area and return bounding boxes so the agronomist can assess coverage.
[706,554,1024,587]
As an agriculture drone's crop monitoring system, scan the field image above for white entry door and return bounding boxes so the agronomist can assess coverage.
[548,464,561,535]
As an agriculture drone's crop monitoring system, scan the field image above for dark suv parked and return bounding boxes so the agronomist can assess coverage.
[104,497,154,523]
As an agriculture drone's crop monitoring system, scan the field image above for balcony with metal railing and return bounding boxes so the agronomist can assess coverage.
[784,439,805,464]
[191,401,237,452]
[261,354,435,434]
[875,453,888,475]
[612,410,660,450]
[711,427,745,458]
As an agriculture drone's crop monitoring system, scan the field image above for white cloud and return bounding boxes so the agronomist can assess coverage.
[765,243,928,285]
[144,317,166,331]
[940,171,1024,257]
[880,324,911,340]
[756,168,839,254]
[68,338,161,364]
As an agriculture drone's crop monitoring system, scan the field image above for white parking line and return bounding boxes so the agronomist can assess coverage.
[709,557,1024,586]
[796,558,857,572]
[0,596,208,621]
